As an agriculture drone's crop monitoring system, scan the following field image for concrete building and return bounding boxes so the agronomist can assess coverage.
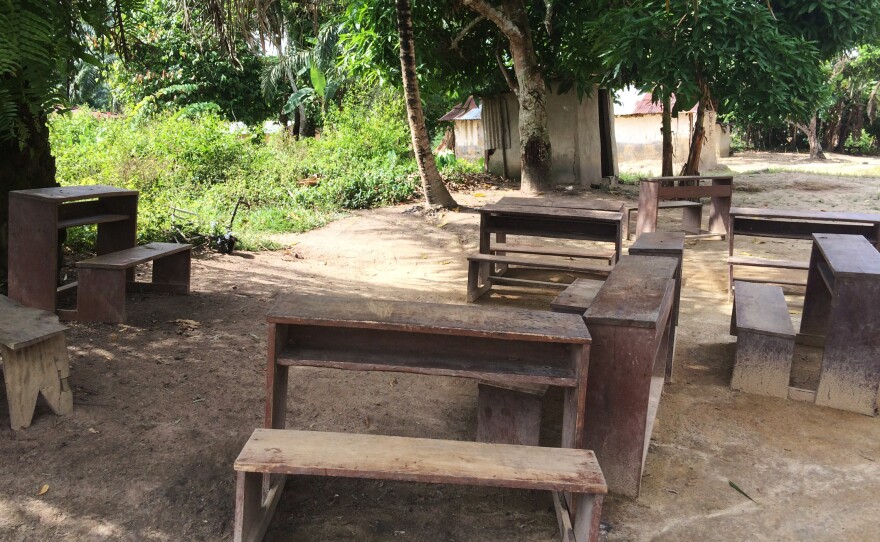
[440,87,618,187]
[614,91,730,170]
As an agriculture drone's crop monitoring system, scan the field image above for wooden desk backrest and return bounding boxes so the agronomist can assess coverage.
[814,234,880,277]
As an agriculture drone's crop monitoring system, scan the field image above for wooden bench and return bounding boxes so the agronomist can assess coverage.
[233,429,607,542]
[727,207,880,295]
[729,281,796,399]
[634,175,732,239]
[582,256,676,497]
[627,200,702,240]
[0,296,72,430]
[75,242,192,323]
[467,253,612,302]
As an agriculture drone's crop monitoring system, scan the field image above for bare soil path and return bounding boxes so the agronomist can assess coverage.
[1,152,879,541]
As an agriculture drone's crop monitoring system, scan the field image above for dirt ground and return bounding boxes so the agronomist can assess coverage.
[2,151,880,541]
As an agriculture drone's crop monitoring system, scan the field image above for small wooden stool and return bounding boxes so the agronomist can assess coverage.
[0,296,73,430]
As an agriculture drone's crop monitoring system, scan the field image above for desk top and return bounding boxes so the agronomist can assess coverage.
[268,294,591,344]
[495,196,625,213]
[731,206,880,224]
[479,203,622,222]
[10,185,138,203]
[814,234,880,277]
[643,175,733,183]
[585,256,676,329]
[629,231,686,255]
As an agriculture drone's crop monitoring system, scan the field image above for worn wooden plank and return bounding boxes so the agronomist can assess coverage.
[76,242,192,270]
[584,256,677,329]
[813,234,880,277]
[629,231,686,255]
[476,383,543,445]
[731,331,795,399]
[268,294,591,344]
[10,184,137,202]
[644,175,733,183]
[728,256,810,270]
[491,243,615,261]
[469,253,612,274]
[1,333,72,430]
[57,213,129,229]
[551,278,605,314]
[657,185,731,199]
[730,207,880,224]
[495,196,624,212]
[733,282,795,338]
[731,217,878,242]
[235,429,608,494]
[480,204,623,222]
[0,296,67,350]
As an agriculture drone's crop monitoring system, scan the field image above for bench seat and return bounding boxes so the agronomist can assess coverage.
[730,281,796,399]
[492,243,615,264]
[467,253,612,302]
[233,428,607,542]
[75,242,192,323]
[728,255,810,270]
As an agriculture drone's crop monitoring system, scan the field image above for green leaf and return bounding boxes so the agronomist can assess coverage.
[310,65,327,98]
[282,88,315,114]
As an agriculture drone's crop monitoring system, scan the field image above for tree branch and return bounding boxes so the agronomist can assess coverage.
[495,48,518,94]
[461,0,523,40]
[450,15,485,50]
[543,0,554,34]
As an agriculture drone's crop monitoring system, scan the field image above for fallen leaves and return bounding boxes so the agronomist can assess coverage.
[168,319,200,333]
[37,485,49,496]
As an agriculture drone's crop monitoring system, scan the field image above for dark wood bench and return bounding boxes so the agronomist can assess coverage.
[467,253,612,302]
[0,296,72,430]
[729,281,796,399]
[233,429,607,542]
[581,256,676,497]
[626,200,702,239]
[75,242,192,323]
[727,207,880,294]
[634,175,732,239]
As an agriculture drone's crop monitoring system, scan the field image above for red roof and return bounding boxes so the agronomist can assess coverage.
[439,96,479,121]
[622,93,697,116]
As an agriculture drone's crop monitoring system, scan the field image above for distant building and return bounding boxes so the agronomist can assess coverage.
[614,90,731,169]
[439,96,484,161]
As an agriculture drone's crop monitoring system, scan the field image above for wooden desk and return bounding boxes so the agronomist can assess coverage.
[728,207,880,293]
[635,175,733,238]
[582,256,675,497]
[495,196,625,213]
[265,294,592,448]
[8,185,138,313]
[800,234,880,415]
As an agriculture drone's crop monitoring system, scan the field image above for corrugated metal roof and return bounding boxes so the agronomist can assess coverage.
[617,93,697,116]
[439,95,480,121]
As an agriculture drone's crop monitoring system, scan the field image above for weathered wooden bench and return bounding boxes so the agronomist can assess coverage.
[467,253,612,302]
[729,281,796,399]
[233,429,607,542]
[627,200,703,239]
[75,242,192,323]
[727,207,880,295]
[0,295,72,430]
[634,175,732,239]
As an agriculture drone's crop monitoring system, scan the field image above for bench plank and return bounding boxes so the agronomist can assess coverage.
[551,278,605,314]
[492,243,614,261]
[814,233,880,277]
[468,253,612,275]
[76,242,191,269]
[728,256,809,270]
[480,204,623,222]
[733,282,795,338]
[495,196,624,212]
[235,429,607,494]
[10,184,137,202]
[0,296,67,350]
[628,231,686,254]
[731,207,880,224]
[268,294,590,344]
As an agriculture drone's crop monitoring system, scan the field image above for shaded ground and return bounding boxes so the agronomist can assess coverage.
[1,153,880,541]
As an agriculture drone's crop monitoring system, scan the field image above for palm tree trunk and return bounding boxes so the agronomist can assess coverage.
[394,0,456,208]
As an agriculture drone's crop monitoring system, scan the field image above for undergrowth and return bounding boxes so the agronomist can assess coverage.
[50,87,464,251]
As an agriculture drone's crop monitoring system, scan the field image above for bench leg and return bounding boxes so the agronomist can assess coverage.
[152,250,191,294]
[467,260,491,302]
[682,205,702,234]
[77,267,126,323]
[1,335,73,430]
[235,470,284,542]
[553,491,603,542]
[731,331,794,399]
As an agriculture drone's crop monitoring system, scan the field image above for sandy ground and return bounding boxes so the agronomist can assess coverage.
[1,152,880,541]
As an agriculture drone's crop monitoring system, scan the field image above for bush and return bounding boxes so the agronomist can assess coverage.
[844,132,879,156]
[50,89,420,250]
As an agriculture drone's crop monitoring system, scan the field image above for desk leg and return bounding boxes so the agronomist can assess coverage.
[264,324,289,499]
[800,247,831,337]
[635,181,658,239]
[562,344,589,451]
[8,198,57,312]
[708,179,731,236]
[495,232,508,275]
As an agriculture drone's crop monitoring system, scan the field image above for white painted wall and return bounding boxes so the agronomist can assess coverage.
[454,119,484,161]
[615,111,721,170]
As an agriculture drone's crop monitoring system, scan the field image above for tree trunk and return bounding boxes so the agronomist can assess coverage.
[394,0,456,208]
[661,94,673,177]
[680,80,709,176]
[502,0,551,193]
[796,115,825,159]
[1,106,56,274]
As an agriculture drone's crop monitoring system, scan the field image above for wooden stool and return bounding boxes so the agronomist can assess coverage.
[0,296,73,430]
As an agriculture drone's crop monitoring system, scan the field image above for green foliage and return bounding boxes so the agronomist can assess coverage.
[49,89,419,250]
[844,132,879,155]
